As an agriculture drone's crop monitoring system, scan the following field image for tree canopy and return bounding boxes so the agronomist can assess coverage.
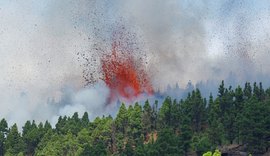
[0,81,269,155]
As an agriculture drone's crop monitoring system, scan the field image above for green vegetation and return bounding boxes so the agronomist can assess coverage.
[0,81,270,155]
[203,149,221,156]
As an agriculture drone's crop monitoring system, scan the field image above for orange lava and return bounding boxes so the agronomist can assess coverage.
[101,42,153,101]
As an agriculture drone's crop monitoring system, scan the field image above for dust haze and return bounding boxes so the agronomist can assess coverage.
[1,0,270,127]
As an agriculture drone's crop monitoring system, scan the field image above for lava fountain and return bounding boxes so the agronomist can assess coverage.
[101,41,153,102]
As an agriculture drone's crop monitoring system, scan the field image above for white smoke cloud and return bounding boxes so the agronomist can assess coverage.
[50,82,111,127]
[0,0,110,127]
[1,0,270,127]
[109,0,270,90]
[119,0,211,87]
[4,81,111,129]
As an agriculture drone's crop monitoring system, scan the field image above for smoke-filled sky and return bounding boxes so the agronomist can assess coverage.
[1,0,270,127]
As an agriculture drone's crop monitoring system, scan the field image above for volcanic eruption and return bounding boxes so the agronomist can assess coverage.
[101,39,153,102]
[79,25,154,103]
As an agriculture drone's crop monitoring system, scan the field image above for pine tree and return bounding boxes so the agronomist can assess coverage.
[128,102,142,144]
[0,119,8,156]
[5,124,24,155]
[244,82,252,100]
[44,120,52,132]
[142,100,152,135]
[115,103,128,135]
[115,103,128,152]
[81,112,89,128]
[158,97,172,128]
[207,98,224,146]
[180,115,192,155]
[241,97,270,153]
[22,120,40,155]
[223,86,237,144]
[234,86,244,143]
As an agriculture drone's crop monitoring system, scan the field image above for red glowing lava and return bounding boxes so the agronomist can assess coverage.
[101,41,153,101]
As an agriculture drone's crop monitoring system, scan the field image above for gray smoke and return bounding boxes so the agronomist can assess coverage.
[1,0,270,127]
[119,0,209,88]
[116,0,270,88]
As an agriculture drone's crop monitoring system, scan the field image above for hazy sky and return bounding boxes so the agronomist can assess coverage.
[1,0,270,126]
[1,0,270,91]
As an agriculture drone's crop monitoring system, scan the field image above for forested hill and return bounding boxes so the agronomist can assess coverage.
[0,81,270,156]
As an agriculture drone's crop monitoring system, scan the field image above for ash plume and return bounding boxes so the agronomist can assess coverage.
[117,0,270,88]
[1,0,270,127]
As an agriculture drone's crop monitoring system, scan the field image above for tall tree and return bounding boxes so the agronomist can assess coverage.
[223,86,237,144]
[22,120,40,155]
[158,97,172,128]
[69,112,82,135]
[234,86,244,143]
[81,112,89,128]
[218,80,225,98]
[207,97,225,146]
[0,119,8,156]
[115,103,128,135]
[241,98,270,153]
[115,103,128,152]
[171,99,180,130]
[128,102,143,144]
[142,100,152,135]
[179,115,192,156]
[243,82,252,100]
[151,100,158,130]
[5,124,24,155]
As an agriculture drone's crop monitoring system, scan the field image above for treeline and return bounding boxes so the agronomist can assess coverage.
[0,81,270,155]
